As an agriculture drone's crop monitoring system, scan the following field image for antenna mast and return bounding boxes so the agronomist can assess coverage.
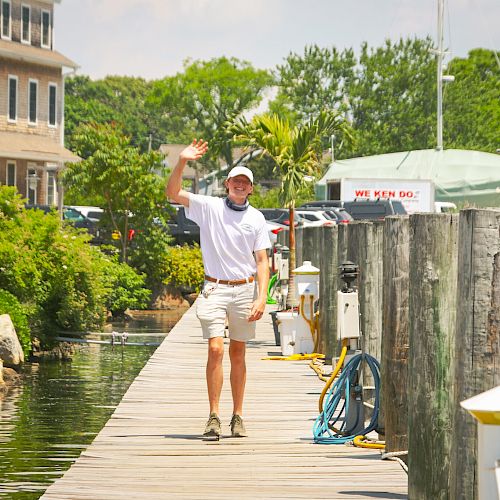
[436,0,445,151]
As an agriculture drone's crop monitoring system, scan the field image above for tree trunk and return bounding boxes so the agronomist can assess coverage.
[286,205,298,308]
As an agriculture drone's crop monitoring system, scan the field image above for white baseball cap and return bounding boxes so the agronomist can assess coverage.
[227,165,253,184]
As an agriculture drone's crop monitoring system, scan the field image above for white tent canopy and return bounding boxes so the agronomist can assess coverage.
[316,149,500,207]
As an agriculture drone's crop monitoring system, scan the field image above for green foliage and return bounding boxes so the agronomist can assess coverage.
[65,75,169,152]
[150,57,273,167]
[0,186,25,220]
[62,122,171,283]
[350,37,437,156]
[103,257,151,314]
[271,45,356,123]
[250,185,313,209]
[162,244,204,293]
[0,186,152,347]
[0,289,31,355]
[230,110,351,208]
[272,39,499,156]
[444,49,500,152]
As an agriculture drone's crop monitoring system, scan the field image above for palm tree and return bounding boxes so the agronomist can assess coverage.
[230,110,351,307]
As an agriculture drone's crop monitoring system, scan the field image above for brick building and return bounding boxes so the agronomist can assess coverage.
[0,0,78,207]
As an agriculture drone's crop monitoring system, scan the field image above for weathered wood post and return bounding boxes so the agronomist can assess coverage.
[318,225,339,358]
[408,213,459,500]
[345,221,385,363]
[341,220,384,416]
[301,226,322,268]
[450,208,500,500]
[337,222,349,266]
[381,216,410,451]
[294,226,304,268]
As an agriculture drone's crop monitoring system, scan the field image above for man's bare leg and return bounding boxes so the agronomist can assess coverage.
[229,339,246,416]
[206,337,224,414]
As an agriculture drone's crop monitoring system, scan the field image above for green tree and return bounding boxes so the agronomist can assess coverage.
[271,45,356,125]
[62,123,170,273]
[65,75,170,152]
[231,111,351,306]
[444,49,500,152]
[350,37,437,156]
[150,57,273,168]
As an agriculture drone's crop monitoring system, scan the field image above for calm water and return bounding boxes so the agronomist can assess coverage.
[0,309,186,499]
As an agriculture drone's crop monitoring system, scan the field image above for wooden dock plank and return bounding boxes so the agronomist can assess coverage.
[40,303,407,499]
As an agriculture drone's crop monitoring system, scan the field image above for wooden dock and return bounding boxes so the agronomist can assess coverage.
[40,303,408,499]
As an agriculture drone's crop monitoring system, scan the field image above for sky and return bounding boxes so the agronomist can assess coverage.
[55,0,500,81]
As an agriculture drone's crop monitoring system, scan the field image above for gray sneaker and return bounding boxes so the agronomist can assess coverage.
[203,412,221,439]
[230,414,247,437]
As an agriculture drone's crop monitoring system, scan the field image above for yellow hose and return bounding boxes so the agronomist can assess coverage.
[300,295,320,352]
[353,435,385,450]
[318,339,348,413]
[262,353,325,361]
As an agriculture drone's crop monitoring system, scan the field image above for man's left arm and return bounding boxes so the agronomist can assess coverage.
[248,249,270,322]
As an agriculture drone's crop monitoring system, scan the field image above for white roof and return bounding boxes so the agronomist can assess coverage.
[318,149,500,206]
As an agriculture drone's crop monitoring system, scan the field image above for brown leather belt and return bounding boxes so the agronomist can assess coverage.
[205,275,254,286]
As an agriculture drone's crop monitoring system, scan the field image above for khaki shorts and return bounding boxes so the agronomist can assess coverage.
[196,281,257,342]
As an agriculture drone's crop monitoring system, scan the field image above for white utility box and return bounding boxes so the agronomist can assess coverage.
[293,261,320,303]
[276,311,314,356]
[461,385,500,500]
[337,291,360,339]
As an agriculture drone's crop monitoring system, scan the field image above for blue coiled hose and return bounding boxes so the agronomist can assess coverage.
[313,353,381,444]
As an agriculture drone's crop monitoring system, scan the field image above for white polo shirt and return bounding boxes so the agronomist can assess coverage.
[185,194,271,280]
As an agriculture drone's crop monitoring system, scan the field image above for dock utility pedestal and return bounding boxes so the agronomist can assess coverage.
[277,261,319,355]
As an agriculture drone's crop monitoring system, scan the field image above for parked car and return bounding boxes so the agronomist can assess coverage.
[258,208,289,222]
[68,205,104,222]
[25,205,103,242]
[299,200,343,209]
[298,206,353,224]
[263,209,306,228]
[300,199,407,220]
[164,204,200,245]
[343,199,407,220]
[295,210,336,227]
[323,207,353,224]
[434,201,457,213]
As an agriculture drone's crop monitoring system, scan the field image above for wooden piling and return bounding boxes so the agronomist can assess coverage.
[318,225,339,359]
[381,216,410,451]
[301,226,322,268]
[408,214,459,500]
[450,209,500,500]
[345,221,385,363]
[294,226,304,267]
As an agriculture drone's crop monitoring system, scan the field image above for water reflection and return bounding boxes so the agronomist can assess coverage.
[0,309,186,499]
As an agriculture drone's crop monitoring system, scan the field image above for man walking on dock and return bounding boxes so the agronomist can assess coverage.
[166,139,271,439]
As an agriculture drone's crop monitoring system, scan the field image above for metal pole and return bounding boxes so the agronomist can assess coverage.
[436,0,444,151]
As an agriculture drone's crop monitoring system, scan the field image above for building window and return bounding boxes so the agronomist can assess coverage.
[48,83,57,126]
[27,167,37,204]
[1,0,11,39]
[6,161,16,187]
[47,169,57,206]
[8,75,17,122]
[28,79,38,125]
[41,9,51,48]
[21,4,30,44]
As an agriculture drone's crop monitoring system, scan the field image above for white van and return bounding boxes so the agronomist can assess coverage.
[68,206,104,222]
[435,202,457,213]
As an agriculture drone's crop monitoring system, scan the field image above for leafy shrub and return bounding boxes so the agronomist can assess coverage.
[104,257,151,314]
[162,244,204,293]
[0,186,154,347]
[0,289,31,355]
